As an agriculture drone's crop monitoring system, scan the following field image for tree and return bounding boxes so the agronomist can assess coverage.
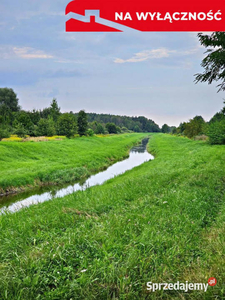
[106,123,117,134]
[30,109,41,125]
[0,127,10,141]
[14,123,27,138]
[95,123,105,134]
[195,32,225,92]
[208,120,225,144]
[57,113,77,138]
[0,88,20,112]
[37,118,56,137]
[0,88,20,125]
[77,110,88,136]
[209,112,225,124]
[13,110,34,134]
[162,124,170,133]
[50,98,60,122]
[184,116,206,138]
[134,125,141,132]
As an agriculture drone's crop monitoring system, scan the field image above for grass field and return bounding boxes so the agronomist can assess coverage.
[0,134,224,299]
[0,133,146,194]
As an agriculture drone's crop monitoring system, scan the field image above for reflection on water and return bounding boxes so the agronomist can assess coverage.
[0,138,154,214]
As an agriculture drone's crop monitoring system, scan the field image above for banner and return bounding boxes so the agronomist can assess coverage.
[65,0,225,32]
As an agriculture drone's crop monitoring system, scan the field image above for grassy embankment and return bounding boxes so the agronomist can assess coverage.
[0,133,146,194]
[0,134,225,299]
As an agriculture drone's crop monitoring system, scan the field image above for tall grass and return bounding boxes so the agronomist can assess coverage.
[0,134,224,299]
[0,134,146,194]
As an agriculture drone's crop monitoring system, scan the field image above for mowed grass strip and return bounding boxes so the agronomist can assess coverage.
[0,134,225,299]
[0,133,146,193]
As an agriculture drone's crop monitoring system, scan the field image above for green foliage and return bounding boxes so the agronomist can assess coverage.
[208,120,225,144]
[179,122,187,134]
[161,123,170,133]
[121,126,130,133]
[116,126,121,133]
[57,113,77,138]
[13,110,34,135]
[30,109,41,125]
[106,123,117,134]
[87,128,94,136]
[183,116,206,138]
[0,127,10,141]
[14,123,27,138]
[77,110,88,136]
[50,98,61,122]
[133,125,141,132]
[95,123,105,134]
[0,88,20,126]
[195,32,225,92]
[85,113,161,132]
[0,88,162,138]
[209,112,225,123]
[37,118,56,137]
[0,88,20,112]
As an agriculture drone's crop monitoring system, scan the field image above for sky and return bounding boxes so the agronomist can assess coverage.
[0,0,224,127]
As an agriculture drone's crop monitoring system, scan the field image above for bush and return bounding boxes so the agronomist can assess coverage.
[208,120,225,144]
[105,123,117,134]
[87,129,94,136]
[116,126,121,133]
[14,123,27,138]
[0,127,10,140]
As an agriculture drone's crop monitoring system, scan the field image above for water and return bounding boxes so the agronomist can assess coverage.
[0,138,154,214]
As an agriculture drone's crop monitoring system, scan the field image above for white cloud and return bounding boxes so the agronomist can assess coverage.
[114,44,207,64]
[114,48,175,63]
[13,47,53,59]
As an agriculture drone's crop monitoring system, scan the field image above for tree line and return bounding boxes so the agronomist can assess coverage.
[0,88,161,140]
[82,113,160,133]
[0,88,89,140]
[161,102,225,144]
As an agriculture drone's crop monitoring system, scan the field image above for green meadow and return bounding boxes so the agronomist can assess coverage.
[0,133,146,194]
[0,134,224,299]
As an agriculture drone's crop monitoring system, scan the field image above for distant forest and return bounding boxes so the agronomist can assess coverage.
[1,87,225,144]
[77,113,161,133]
[0,88,161,139]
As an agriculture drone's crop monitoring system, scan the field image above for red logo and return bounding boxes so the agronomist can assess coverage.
[208,277,217,286]
[65,0,225,32]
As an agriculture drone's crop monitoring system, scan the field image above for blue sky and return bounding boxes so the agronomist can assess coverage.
[0,0,223,126]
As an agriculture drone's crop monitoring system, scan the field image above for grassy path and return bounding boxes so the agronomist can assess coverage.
[0,134,146,194]
[0,134,224,299]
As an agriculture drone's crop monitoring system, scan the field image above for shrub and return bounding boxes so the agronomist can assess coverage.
[106,123,117,134]
[14,123,27,138]
[208,120,225,144]
[0,127,10,141]
[87,129,94,136]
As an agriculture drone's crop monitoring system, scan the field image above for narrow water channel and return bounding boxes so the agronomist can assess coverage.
[0,138,154,214]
